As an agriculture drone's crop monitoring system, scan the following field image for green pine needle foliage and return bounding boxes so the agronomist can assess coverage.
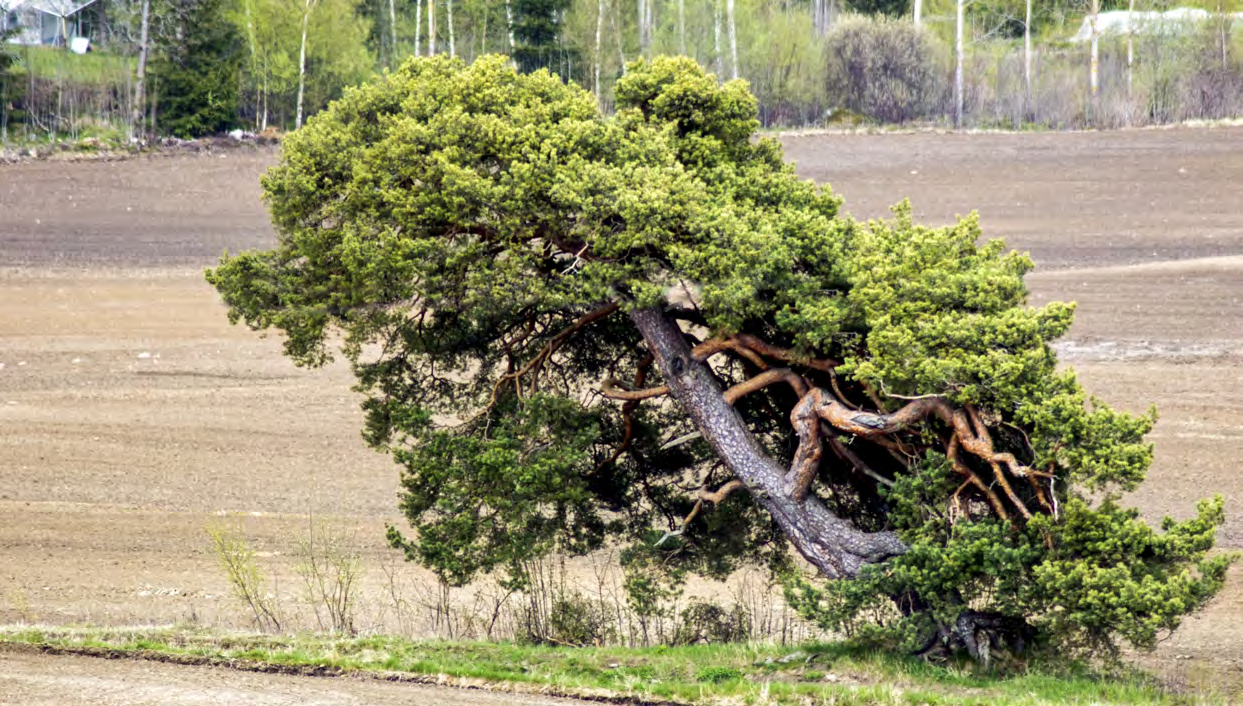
[207,54,1230,658]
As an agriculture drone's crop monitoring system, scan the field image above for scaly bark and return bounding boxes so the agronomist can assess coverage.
[629,307,906,579]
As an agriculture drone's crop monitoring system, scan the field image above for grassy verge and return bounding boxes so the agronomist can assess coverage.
[0,625,1203,705]
[18,46,134,86]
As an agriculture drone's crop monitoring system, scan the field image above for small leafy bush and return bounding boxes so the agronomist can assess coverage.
[674,600,750,645]
[824,14,947,123]
[695,665,743,684]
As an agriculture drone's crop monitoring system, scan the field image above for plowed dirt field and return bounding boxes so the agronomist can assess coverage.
[2,128,1242,698]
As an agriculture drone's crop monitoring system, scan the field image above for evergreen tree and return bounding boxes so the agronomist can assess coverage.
[845,0,911,17]
[0,26,23,140]
[512,0,575,77]
[152,0,245,137]
[209,56,1230,660]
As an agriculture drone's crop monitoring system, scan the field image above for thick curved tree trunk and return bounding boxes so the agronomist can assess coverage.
[629,307,906,578]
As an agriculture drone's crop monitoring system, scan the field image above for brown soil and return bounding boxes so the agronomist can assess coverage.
[1,128,1242,696]
[0,643,594,705]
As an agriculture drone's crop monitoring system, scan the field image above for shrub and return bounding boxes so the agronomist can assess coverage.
[824,14,947,123]
[205,517,283,632]
[695,665,743,683]
[544,592,614,646]
[674,601,751,645]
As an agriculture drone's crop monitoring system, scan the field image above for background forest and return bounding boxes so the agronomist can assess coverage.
[0,0,1241,142]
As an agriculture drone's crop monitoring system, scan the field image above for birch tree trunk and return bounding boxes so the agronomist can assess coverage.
[727,0,738,80]
[612,3,626,74]
[1127,0,1134,102]
[1024,0,1032,116]
[389,0,398,64]
[595,0,605,103]
[428,0,436,56]
[638,0,649,57]
[506,0,515,55]
[261,65,269,131]
[296,0,316,130]
[913,0,922,26]
[130,0,150,141]
[714,0,722,76]
[416,0,422,55]
[447,0,455,57]
[1089,0,1100,97]
[955,0,965,128]
[242,0,259,129]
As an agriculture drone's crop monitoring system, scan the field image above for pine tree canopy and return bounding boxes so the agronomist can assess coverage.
[207,54,1230,659]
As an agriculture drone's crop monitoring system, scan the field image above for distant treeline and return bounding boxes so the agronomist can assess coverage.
[0,0,1240,141]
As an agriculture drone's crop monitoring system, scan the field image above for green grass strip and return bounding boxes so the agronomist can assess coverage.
[0,625,1206,705]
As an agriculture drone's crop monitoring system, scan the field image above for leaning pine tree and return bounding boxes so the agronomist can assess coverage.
[208,55,1229,659]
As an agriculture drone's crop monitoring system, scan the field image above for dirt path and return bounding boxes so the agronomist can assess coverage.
[1,129,1242,695]
[0,647,591,706]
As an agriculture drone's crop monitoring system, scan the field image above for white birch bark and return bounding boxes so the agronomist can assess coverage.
[611,2,626,74]
[1024,0,1032,112]
[242,0,259,129]
[505,0,515,55]
[727,0,738,80]
[131,0,150,140]
[714,0,722,76]
[1089,0,1100,96]
[955,0,965,128]
[638,0,648,56]
[913,0,922,26]
[261,64,269,131]
[389,0,398,63]
[296,0,318,130]
[595,0,605,102]
[428,0,436,56]
[415,0,422,55]
[1127,0,1136,101]
[447,0,455,57]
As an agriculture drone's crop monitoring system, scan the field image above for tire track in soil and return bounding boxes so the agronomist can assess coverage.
[0,642,604,706]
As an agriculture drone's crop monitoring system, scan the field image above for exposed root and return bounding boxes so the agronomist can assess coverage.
[917,610,1037,665]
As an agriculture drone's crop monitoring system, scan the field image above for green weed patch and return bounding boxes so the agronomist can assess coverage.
[0,625,1204,705]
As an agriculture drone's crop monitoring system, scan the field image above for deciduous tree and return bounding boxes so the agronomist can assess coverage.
[208,55,1229,658]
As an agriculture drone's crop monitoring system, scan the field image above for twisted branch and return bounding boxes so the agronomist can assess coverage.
[489,302,620,407]
[723,368,808,404]
[655,480,747,546]
[599,378,669,400]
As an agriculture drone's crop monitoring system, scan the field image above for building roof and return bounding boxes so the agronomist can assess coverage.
[2,0,100,18]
